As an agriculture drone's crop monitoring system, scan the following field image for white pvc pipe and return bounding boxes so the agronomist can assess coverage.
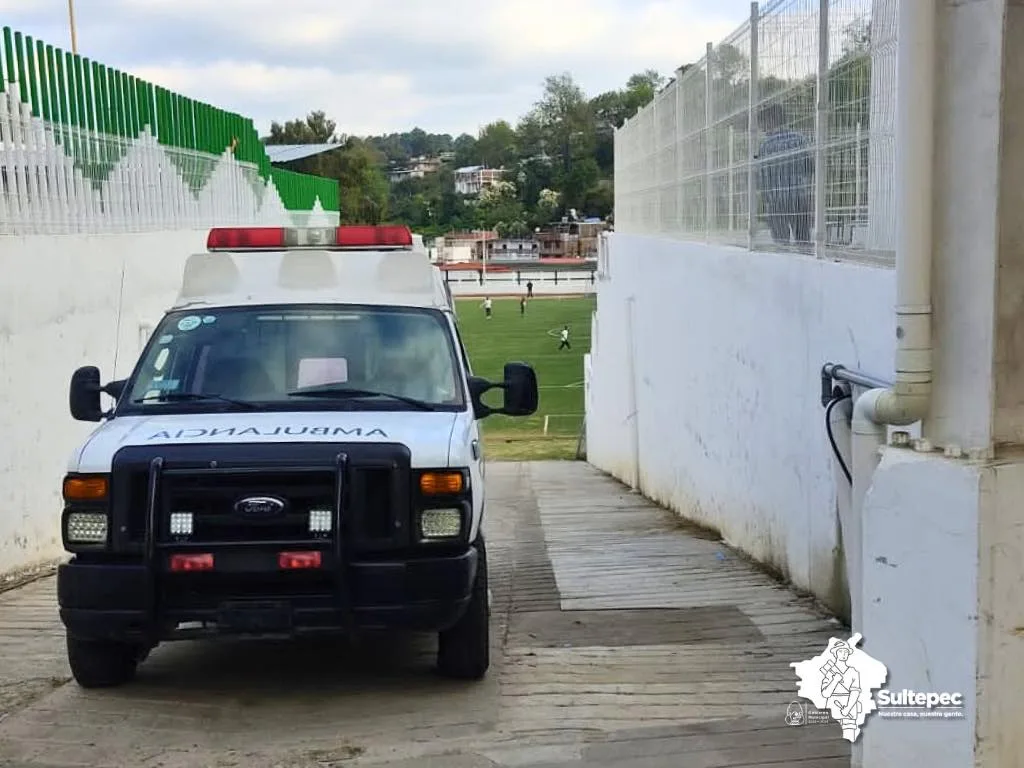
[844,3,936,698]
[843,19,936,768]
[864,0,935,427]
[849,388,886,632]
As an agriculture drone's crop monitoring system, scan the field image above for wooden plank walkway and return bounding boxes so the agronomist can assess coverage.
[0,461,850,767]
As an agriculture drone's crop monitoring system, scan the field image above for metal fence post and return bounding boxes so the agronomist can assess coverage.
[855,121,862,224]
[728,125,735,230]
[814,0,829,258]
[653,94,662,234]
[705,41,713,242]
[676,67,686,236]
[747,2,759,251]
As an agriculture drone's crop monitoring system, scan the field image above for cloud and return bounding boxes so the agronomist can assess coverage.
[131,62,427,136]
[4,0,755,135]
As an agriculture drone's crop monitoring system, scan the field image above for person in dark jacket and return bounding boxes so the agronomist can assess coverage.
[756,103,814,245]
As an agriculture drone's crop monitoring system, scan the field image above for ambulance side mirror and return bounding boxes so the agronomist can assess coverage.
[70,367,126,422]
[468,362,538,419]
[70,366,103,422]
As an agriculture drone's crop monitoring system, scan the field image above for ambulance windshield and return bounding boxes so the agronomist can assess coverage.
[123,305,465,413]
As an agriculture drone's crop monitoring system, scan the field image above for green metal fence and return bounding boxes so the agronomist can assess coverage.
[0,25,338,213]
[270,167,340,213]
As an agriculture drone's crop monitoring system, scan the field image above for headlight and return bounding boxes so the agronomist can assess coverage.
[66,512,108,544]
[169,512,194,536]
[309,508,333,534]
[419,508,462,539]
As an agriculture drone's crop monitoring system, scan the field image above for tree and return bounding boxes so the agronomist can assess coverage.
[581,179,614,220]
[265,111,338,144]
[334,138,389,224]
[266,68,664,235]
[531,187,561,228]
[710,44,748,89]
[474,121,518,169]
[453,133,477,167]
[366,130,455,165]
[841,18,871,56]
[528,73,598,211]
[533,73,594,155]
[476,179,526,236]
[624,70,666,111]
[590,70,667,175]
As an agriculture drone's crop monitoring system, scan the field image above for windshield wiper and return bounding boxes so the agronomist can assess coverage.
[286,385,437,411]
[132,392,263,410]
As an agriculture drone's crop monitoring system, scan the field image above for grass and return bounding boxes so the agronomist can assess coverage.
[454,294,596,460]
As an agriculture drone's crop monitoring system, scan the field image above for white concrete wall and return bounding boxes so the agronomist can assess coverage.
[859,450,1024,766]
[0,231,207,576]
[585,232,895,607]
[859,449,981,766]
[444,269,596,297]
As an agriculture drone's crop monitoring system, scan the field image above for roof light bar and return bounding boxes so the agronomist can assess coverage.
[206,225,413,251]
[336,225,412,247]
[207,227,286,251]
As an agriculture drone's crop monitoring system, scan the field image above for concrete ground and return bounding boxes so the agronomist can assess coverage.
[0,461,850,767]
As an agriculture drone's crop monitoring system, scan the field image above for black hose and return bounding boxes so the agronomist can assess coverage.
[825,393,853,485]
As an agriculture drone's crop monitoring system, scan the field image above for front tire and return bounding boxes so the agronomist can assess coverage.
[66,634,141,689]
[437,536,490,680]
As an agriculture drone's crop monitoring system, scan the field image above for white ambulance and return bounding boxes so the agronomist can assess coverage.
[57,224,537,688]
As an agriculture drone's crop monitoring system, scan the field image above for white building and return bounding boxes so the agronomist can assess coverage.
[453,166,503,196]
[388,156,443,184]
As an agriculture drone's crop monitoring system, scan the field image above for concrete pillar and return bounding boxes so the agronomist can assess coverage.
[860,1,1024,765]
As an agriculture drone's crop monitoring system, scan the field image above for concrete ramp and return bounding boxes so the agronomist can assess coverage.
[0,462,849,767]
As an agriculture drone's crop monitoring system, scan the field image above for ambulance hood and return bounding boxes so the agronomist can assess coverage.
[71,410,463,473]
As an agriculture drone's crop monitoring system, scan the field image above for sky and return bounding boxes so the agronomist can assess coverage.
[1,0,755,138]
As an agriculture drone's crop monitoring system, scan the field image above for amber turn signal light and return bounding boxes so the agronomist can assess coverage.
[63,475,109,502]
[419,471,464,495]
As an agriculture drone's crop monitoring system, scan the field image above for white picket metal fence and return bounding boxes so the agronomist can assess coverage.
[0,88,337,236]
[614,0,896,265]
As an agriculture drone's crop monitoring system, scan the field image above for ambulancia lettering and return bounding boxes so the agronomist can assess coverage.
[145,426,389,440]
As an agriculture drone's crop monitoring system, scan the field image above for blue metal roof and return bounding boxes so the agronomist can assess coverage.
[264,143,340,164]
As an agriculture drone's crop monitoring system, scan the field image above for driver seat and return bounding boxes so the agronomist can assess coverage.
[202,355,276,399]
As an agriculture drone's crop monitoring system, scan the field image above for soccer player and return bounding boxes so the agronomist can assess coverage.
[558,325,570,350]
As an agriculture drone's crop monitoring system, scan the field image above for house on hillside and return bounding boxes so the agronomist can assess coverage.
[486,239,538,261]
[536,219,607,259]
[453,166,503,196]
[435,230,498,261]
[388,156,443,184]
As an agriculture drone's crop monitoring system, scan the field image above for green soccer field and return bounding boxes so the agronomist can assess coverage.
[454,294,596,460]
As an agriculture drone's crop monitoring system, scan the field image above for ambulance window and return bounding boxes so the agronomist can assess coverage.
[123,306,465,411]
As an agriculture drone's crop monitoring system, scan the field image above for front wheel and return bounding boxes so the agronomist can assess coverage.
[437,536,490,680]
[66,634,141,689]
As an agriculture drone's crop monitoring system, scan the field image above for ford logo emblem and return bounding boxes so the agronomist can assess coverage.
[234,495,287,518]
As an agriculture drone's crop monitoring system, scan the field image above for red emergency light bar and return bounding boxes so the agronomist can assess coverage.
[206,225,413,251]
